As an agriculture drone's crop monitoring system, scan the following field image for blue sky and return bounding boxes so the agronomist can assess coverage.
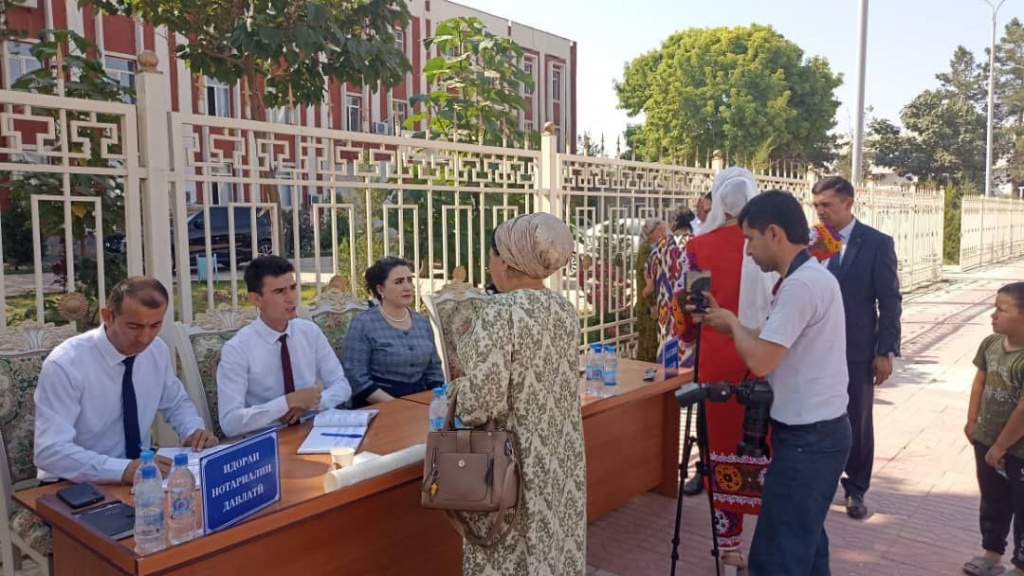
[460,0,1021,150]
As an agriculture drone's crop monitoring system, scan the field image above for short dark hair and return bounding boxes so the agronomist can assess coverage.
[108,276,169,314]
[364,256,411,301]
[244,255,295,294]
[673,208,695,233]
[737,190,811,245]
[490,228,500,257]
[702,192,712,201]
[812,175,855,199]
[998,282,1024,312]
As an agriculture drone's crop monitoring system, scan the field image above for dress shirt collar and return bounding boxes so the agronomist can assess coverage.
[838,218,857,241]
[93,326,130,367]
[252,316,293,344]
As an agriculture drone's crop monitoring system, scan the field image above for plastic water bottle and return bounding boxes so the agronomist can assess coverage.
[429,385,448,431]
[132,450,160,489]
[166,453,198,545]
[603,344,619,396]
[585,342,604,396]
[134,463,166,554]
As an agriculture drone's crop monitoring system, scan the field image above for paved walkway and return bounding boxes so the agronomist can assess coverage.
[586,259,1024,576]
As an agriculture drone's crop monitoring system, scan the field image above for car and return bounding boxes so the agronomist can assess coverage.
[575,217,646,258]
[104,207,273,267]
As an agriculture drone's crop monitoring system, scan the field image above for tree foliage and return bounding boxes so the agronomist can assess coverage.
[614,24,842,164]
[407,16,533,146]
[997,18,1024,187]
[80,0,411,120]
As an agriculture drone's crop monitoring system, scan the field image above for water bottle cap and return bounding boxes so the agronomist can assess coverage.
[604,344,616,352]
[140,465,156,479]
[433,387,445,398]
[139,450,155,463]
[173,453,189,466]
[589,342,602,351]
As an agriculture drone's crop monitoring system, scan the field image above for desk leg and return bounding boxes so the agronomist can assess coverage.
[655,392,681,497]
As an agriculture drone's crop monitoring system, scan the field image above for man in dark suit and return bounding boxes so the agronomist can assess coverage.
[812,176,902,520]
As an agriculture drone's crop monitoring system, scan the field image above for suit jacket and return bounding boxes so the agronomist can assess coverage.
[832,220,903,365]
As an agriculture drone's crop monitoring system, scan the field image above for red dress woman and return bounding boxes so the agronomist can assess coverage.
[683,167,774,566]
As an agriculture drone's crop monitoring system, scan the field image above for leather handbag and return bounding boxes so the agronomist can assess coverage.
[421,390,524,547]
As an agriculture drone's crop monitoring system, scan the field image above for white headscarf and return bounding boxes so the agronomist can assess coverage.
[704,167,777,329]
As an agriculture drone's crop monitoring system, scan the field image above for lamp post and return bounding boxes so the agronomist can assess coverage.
[983,0,1007,197]
[851,0,869,186]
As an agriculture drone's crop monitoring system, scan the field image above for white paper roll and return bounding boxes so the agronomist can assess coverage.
[323,444,426,493]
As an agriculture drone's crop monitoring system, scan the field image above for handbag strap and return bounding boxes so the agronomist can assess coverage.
[443,445,525,547]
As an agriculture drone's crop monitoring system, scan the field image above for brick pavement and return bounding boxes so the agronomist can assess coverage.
[586,259,1024,576]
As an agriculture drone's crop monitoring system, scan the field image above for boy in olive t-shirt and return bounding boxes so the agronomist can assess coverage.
[964,282,1024,576]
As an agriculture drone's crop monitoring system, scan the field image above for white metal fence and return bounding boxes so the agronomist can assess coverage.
[0,54,1019,353]
[959,195,1024,270]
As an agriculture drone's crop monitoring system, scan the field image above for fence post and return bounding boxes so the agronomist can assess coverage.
[538,122,564,289]
[134,50,176,318]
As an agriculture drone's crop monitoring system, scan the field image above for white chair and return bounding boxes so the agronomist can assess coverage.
[168,305,257,439]
[0,322,76,576]
[422,283,490,382]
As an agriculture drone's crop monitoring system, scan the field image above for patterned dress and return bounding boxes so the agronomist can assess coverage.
[685,225,771,549]
[451,289,586,576]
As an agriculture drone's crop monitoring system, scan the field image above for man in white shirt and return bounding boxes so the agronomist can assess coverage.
[34,277,217,484]
[702,190,851,575]
[217,256,352,438]
[690,192,711,236]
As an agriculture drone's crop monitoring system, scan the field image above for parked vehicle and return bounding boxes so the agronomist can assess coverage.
[103,206,274,267]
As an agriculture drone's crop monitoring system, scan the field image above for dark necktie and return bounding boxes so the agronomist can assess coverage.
[828,250,842,276]
[121,356,141,459]
[279,334,295,395]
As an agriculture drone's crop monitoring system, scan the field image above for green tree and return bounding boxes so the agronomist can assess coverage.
[869,47,988,189]
[407,16,533,146]
[614,24,842,164]
[82,0,411,122]
[997,18,1024,188]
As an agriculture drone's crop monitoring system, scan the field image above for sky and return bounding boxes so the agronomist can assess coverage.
[458,0,1021,151]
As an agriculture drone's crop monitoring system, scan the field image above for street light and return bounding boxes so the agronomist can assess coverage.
[851,0,869,186]
[982,0,1008,197]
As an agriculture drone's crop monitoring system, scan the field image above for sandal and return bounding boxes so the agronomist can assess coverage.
[964,556,1005,576]
[721,549,747,569]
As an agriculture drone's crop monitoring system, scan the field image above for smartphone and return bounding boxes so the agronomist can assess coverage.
[57,483,105,509]
[684,270,712,312]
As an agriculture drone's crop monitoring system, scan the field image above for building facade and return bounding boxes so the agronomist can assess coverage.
[1,0,577,154]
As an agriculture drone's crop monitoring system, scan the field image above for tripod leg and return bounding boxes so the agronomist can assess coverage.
[669,405,696,576]
[697,400,723,576]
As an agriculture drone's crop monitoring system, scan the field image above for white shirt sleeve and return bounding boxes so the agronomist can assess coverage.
[157,354,207,440]
[34,361,129,484]
[759,276,817,350]
[216,340,289,437]
[315,329,352,410]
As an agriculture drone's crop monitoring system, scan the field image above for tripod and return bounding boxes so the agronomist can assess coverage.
[669,328,723,576]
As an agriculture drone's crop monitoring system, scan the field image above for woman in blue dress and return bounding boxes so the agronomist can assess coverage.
[343,256,445,406]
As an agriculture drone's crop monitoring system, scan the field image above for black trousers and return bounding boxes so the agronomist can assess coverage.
[841,361,874,499]
[975,442,1024,569]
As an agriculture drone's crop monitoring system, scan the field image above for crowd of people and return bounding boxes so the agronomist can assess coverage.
[28,173,1024,576]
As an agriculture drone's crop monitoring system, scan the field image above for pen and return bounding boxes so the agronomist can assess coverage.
[320,433,363,438]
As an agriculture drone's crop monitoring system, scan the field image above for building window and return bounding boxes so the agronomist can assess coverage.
[268,106,294,125]
[523,59,534,95]
[524,121,533,133]
[205,78,231,117]
[346,95,362,131]
[395,29,406,53]
[5,41,41,89]
[551,67,562,102]
[393,100,409,131]
[208,182,233,205]
[104,56,136,103]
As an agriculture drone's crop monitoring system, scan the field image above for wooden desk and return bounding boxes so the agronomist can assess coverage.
[400,359,692,521]
[16,400,462,576]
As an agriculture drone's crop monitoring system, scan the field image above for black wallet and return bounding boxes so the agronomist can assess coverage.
[72,501,135,540]
[56,483,104,509]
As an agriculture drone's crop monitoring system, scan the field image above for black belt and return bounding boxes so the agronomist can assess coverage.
[770,413,848,432]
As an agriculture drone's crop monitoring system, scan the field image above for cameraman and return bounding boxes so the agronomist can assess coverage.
[701,190,851,576]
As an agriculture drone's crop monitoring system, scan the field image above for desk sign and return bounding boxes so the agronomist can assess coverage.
[660,337,680,378]
[200,430,281,533]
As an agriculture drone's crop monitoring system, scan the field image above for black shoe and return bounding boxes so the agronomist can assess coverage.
[845,495,868,519]
[683,470,705,496]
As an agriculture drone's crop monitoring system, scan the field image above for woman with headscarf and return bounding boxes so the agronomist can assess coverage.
[683,167,776,568]
[450,213,586,576]
[641,219,696,366]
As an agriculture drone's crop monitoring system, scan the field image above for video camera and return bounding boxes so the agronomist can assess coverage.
[675,380,773,458]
